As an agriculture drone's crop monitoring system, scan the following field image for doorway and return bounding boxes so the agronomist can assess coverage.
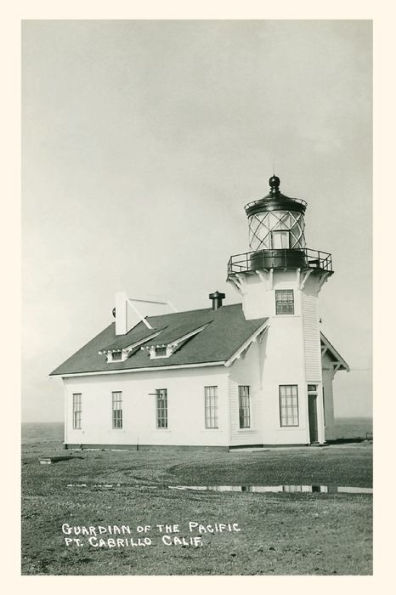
[308,385,318,443]
[271,230,290,249]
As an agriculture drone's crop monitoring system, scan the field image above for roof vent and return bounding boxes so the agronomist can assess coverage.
[209,291,225,310]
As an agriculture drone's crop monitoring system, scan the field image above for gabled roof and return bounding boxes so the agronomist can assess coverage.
[50,303,267,376]
[320,332,350,371]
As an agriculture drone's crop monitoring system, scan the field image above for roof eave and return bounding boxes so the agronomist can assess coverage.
[224,321,269,367]
[320,332,350,372]
[50,360,227,378]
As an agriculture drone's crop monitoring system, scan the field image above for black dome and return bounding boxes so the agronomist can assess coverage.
[244,176,307,217]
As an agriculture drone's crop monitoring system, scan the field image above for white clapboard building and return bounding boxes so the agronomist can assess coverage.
[51,176,349,449]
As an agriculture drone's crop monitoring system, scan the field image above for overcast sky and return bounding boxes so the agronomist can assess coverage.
[22,20,372,422]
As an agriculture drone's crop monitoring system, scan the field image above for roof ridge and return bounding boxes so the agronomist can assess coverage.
[146,302,242,321]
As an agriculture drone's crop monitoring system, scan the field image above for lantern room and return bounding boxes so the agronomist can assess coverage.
[245,176,307,251]
[228,176,333,277]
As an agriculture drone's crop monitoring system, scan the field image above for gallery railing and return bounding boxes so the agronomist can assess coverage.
[227,248,333,276]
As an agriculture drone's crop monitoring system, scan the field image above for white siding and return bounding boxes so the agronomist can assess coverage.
[63,366,230,447]
[233,267,329,445]
[322,352,336,440]
[240,270,302,320]
[258,318,310,444]
[301,293,322,382]
[228,341,263,446]
[228,319,310,446]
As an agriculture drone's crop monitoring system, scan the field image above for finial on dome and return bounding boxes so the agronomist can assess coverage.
[269,175,280,195]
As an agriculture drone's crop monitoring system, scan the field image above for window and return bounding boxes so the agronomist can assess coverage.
[156,389,168,428]
[279,385,299,427]
[272,230,290,249]
[150,345,170,359]
[275,289,294,315]
[72,393,82,429]
[155,346,167,357]
[112,391,123,429]
[205,386,218,429]
[238,386,251,429]
[106,350,127,363]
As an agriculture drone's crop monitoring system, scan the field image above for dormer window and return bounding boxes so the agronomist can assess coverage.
[106,350,127,363]
[149,345,173,359]
[100,331,162,364]
[144,322,211,360]
[155,346,167,357]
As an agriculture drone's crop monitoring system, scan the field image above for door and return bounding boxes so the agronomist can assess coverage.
[271,230,290,249]
[308,394,318,443]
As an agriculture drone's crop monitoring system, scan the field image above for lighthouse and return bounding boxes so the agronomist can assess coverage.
[52,174,348,450]
[227,176,334,444]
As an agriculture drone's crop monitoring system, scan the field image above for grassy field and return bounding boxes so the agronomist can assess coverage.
[21,441,372,576]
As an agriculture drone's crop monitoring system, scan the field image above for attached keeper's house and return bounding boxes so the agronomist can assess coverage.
[51,176,349,449]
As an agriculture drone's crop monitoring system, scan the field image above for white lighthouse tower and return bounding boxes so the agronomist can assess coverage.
[227,176,334,444]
